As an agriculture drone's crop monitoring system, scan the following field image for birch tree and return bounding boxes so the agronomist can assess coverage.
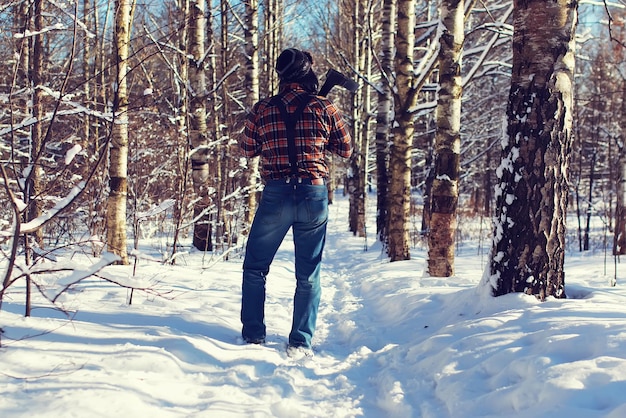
[106,0,135,264]
[615,81,626,256]
[347,0,369,238]
[206,2,226,251]
[427,0,464,277]
[485,0,578,300]
[375,0,395,243]
[26,0,45,249]
[188,0,212,251]
[387,0,416,261]
[263,0,283,95]
[243,0,260,228]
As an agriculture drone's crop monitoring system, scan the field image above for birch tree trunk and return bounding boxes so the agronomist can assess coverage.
[427,0,464,277]
[26,0,44,248]
[83,0,93,147]
[360,10,373,239]
[347,0,361,236]
[614,82,626,256]
[219,0,235,249]
[243,0,260,228]
[206,3,225,252]
[375,0,395,244]
[387,0,416,261]
[485,0,577,300]
[348,0,368,238]
[189,0,213,251]
[263,0,282,95]
[106,0,134,264]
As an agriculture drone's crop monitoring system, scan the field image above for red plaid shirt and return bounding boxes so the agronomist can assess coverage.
[241,84,353,180]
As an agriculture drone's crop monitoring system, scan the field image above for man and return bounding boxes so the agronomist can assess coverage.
[240,48,353,358]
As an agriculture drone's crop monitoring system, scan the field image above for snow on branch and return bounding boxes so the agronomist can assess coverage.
[13,23,66,39]
[47,253,121,303]
[0,105,112,138]
[20,181,86,234]
[136,199,176,222]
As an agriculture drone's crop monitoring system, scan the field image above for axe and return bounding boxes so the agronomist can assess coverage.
[318,69,359,97]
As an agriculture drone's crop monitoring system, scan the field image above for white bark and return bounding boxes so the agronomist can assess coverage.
[106,0,134,264]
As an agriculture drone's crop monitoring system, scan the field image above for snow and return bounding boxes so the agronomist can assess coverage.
[19,181,86,234]
[64,144,82,165]
[2,194,626,417]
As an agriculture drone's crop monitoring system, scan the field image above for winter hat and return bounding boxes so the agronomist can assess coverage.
[275,48,313,82]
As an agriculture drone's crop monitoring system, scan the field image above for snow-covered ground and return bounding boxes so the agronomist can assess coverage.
[2,194,626,417]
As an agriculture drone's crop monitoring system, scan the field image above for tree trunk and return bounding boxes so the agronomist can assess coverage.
[348,0,369,239]
[24,0,45,249]
[387,0,416,261]
[189,0,213,252]
[583,149,596,251]
[206,2,225,252]
[263,0,282,95]
[614,82,626,255]
[486,0,577,300]
[427,0,464,277]
[347,0,362,236]
[219,0,235,250]
[106,0,135,264]
[243,0,260,229]
[375,0,395,244]
[83,0,93,148]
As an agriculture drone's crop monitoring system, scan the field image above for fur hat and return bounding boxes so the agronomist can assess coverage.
[276,48,318,93]
[276,48,313,82]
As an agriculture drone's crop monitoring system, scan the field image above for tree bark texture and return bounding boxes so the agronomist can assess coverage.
[614,82,626,256]
[263,0,282,95]
[348,0,369,239]
[243,0,260,230]
[189,0,213,251]
[205,6,226,252]
[427,0,464,277]
[26,0,44,248]
[375,0,395,244]
[387,0,415,261]
[486,0,577,300]
[218,0,237,250]
[106,0,134,264]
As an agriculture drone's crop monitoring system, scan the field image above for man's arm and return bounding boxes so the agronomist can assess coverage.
[240,105,261,157]
[327,104,353,158]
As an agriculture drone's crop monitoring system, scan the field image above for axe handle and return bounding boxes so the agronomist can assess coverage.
[318,79,334,97]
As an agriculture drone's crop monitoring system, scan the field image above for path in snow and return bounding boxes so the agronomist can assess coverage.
[0,197,481,418]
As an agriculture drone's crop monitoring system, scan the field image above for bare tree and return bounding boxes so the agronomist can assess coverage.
[485,0,578,300]
[242,0,260,229]
[106,0,135,265]
[27,0,44,251]
[387,0,416,261]
[346,0,370,239]
[615,81,626,256]
[188,0,212,251]
[427,0,464,277]
[375,0,395,244]
[263,0,283,95]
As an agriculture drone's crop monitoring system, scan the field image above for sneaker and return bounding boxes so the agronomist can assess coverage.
[243,336,266,344]
[286,345,314,359]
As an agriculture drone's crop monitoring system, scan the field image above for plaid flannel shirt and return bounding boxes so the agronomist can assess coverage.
[241,84,353,181]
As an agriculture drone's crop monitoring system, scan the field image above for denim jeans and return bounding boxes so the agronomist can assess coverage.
[241,180,328,348]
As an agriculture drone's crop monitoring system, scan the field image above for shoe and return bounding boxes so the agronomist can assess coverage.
[286,345,314,359]
[243,336,266,344]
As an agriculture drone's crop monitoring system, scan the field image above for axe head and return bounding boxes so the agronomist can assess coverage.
[318,69,359,97]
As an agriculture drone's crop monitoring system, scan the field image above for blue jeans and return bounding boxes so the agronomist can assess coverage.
[241,180,328,348]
